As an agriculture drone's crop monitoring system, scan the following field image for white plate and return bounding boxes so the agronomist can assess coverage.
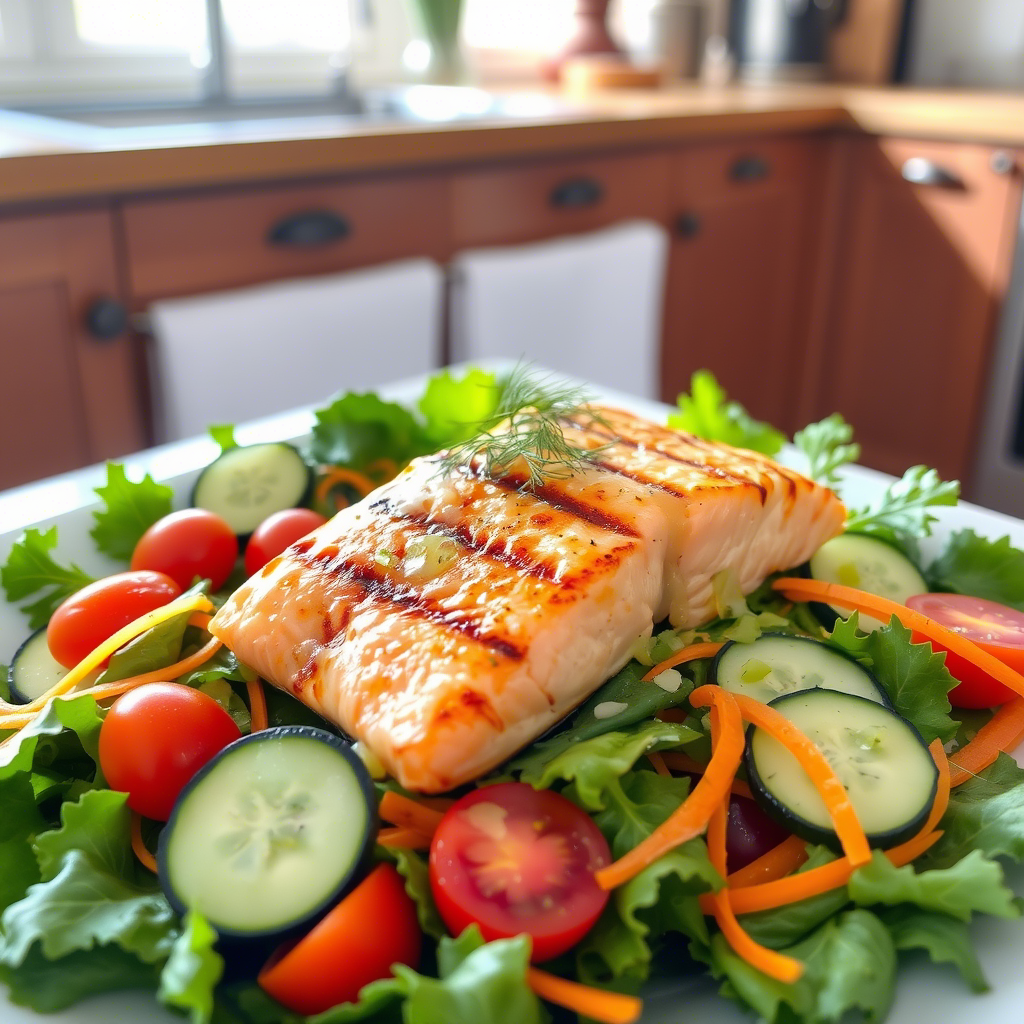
[2,369,1023,1023]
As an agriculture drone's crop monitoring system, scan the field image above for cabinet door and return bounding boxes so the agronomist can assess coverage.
[803,136,1022,483]
[661,135,828,435]
[0,210,144,490]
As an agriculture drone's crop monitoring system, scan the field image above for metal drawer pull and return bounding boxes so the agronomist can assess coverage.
[900,158,966,190]
[675,212,702,238]
[729,155,770,182]
[549,177,604,209]
[267,209,351,248]
[85,297,128,340]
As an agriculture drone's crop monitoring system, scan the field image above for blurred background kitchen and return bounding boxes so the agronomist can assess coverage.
[2,0,1024,513]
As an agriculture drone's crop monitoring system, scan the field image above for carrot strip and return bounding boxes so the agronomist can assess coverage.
[773,578,1024,702]
[246,677,269,732]
[595,686,745,890]
[705,792,804,983]
[131,812,158,874]
[727,835,808,888]
[188,612,212,629]
[642,642,725,682]
[646,751,671,777]
[315,466,378,511]
[378,791,445,836]
[730,691,872,868]
[949,697,1024,787]
[526,968,642,1024]
[377,827,431,851]
[659,751,755,800]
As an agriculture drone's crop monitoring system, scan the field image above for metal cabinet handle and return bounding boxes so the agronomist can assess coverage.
[675,212,702,239]
[729,155,770,182]
[267,209,351,248]
[549,177,604,209]
[900,157,966,190]
[991,150,1017,176]
[85,297,128,340]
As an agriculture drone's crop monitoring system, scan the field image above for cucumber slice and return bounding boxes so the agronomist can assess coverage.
[713,634,890,707]
[807,533,927,631]
[158,726,376,941]
[9,629,98,704]
[745,689,938,850]
[191,443,313,540]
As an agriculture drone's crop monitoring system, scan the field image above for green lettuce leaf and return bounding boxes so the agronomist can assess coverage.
[0,774,46,915]
[0,691,104,782]
[826,617,957,744]
[506,659,702,779]
[877,906,988,993]
[158,910,224,1024]
[418,368,501,448]
[712,908,896,1024]
[848,849,1019,922]
[668,370,785,456]
[382,848,446,941]
[0,526,94,629]
[844,465,959,545]
[91,462,174,562]
[927,529,1024,610]
[309,393,428,469]
[209,424,238,453]
[519,720,699,810]
[793,414,860,488]
[923,752,1024,869]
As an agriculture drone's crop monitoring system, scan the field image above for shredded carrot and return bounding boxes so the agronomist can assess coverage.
[188,612,212,629]
[730,691,872,868]
[949,697,1024,787]
[315,466,378,511]
[646,751,671,777]
[131,812,159,874]
[773,578,1024,703]
[377,827,431,851]
[727,835,809,888]
[246,677,269,732]
[378,791,445,836]
[659,751,755,800]
[642,642,725,682]
[596,686,745,890]
[705,791,804,983]
[526,968,642,1024]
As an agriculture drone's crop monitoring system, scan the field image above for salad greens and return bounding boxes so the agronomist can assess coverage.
[2,366,1024,1024]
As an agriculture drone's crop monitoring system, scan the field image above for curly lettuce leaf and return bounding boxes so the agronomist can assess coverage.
[208,424,237,453]
[669,370,785,456]
[381,847,446,941]
[309,392,429,469]
[158,910,224,1024]
[0,692,104,781]
[0,774,46,915]
[826,617,958,744]
[91,462,174,562]
[927,529,1024,610]
[877,906,989,994]
[845,465,959,545]
[793,414,860,488]
[418,368,502,448]
[0,526,94,629]
[848,849,1019,922]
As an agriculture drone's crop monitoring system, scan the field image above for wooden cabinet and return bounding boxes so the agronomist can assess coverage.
[660,135,829,435]
[800,136,1023,483]
[0,209,145,490]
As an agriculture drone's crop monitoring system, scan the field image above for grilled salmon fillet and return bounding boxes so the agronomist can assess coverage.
[210,405,845,792]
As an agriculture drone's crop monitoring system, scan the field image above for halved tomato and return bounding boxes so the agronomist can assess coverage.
[906,593,1024,708]
[428,782,610,962]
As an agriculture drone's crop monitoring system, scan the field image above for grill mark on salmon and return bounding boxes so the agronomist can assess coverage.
[589,456,768,506]
[294,545,527,662]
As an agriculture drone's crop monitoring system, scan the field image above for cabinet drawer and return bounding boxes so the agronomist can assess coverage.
[451,152,670,248]
[122,173,450,302]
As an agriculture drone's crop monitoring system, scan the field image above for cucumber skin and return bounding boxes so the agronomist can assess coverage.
[9,628,57,705]
[743,692,937,852]
[157,726,378,948]
[189,443,314,543]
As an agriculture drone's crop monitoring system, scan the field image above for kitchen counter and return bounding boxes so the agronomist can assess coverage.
[1,84,1023,207]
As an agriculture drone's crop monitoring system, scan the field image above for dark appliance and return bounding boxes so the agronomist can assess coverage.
[728,0,847,80]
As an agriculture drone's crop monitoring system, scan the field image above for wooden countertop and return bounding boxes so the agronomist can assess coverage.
[1,84,1022,207]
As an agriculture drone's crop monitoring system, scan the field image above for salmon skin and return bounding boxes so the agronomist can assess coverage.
[210,405,845,792]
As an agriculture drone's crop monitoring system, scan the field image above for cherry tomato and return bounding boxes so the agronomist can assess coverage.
[429,782,610,962]
[907,593,1024,708]
[244,508,327,577]
[258,864,420,1015]
[99,682,241,820]
[47,571,182,670]
[131,509,238,591]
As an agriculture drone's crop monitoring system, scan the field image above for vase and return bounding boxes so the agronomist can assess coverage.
[406,0,466,85]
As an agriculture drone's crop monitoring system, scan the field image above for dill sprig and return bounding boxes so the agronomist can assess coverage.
[436,365,610,489]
